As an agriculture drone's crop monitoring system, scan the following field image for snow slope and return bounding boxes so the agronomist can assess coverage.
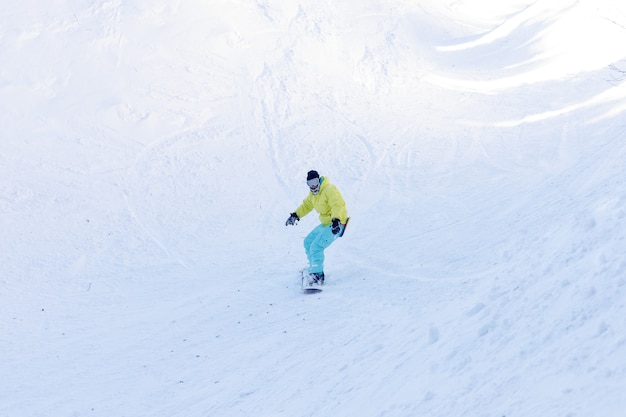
[2,0,626,416]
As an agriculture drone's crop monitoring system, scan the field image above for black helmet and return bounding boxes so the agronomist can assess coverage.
[306,170,321,195]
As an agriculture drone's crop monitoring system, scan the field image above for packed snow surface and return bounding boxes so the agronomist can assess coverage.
[2,0,626,416]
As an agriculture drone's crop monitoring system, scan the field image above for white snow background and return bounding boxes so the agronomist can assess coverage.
[2,0,626,416]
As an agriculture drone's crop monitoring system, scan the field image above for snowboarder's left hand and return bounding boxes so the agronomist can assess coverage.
[331,218,341,235]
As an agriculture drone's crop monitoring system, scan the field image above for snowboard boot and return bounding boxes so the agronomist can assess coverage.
[309,272,325,285]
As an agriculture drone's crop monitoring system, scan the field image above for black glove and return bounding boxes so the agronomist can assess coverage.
[331,218,341,235]
[285,212,299,226]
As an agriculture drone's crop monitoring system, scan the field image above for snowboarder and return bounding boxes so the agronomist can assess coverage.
[285,170,349,286]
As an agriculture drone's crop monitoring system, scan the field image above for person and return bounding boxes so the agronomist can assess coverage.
[285,170,349,285]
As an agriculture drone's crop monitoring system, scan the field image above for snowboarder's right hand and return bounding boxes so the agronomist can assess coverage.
[285,212,299,226]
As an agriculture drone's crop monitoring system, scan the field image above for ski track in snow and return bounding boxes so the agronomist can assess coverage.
[2,1,626,416]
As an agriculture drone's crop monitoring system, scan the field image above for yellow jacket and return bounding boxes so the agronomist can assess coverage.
[295,177,348,226]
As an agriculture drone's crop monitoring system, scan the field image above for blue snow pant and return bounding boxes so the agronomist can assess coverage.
[304,223,341,274]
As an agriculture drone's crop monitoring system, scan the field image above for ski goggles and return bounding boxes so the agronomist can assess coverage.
[307,177,320,194]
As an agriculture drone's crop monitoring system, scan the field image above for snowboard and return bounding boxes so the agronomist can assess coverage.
[339,216,350,237]
[301,268,323,294]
